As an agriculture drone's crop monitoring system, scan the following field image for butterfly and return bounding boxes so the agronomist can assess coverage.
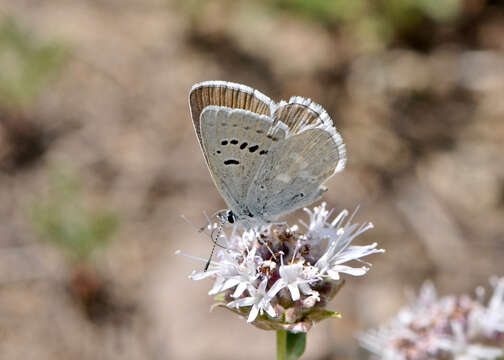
[189,81,346,230]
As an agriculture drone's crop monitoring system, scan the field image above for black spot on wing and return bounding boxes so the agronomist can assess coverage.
[291,193,305,201]
[230,139,239,145]
[248,145,259,153]
[224,159,240,165]
[221,140,228,145]
[240,142,248,150]
[259,150,268,155]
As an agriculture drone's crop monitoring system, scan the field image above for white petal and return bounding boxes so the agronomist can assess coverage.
[227,297,255,308]
[247,305,260,322]
[257,278,269,293]
[299,282,314,296]
[288,283,301,301]
[466,344,503,358]
[333,244,383,264]
[189,270,218,280]
[208,277,225,295]
[221,278,240,291]
[232,282,248,298]
[279,263,303,282]
[265,303,277,318]
[327,269,341,280]
[332,264,369,276]
[268,279,286,298]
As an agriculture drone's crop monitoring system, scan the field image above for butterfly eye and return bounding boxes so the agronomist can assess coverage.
[226,210,236,224]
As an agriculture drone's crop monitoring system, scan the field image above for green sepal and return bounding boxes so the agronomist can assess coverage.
[305,308,341,322]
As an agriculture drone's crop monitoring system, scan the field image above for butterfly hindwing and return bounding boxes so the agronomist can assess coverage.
[199,106,286,218]
[273,97,346,173]
[247,100,345,221]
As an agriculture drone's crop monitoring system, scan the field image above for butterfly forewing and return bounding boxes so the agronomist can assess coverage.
[199,106,285,218]
[189,81,274,151]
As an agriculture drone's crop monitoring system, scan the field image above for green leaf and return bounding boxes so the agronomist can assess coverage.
[286,331,306,360]
[277,330,306,360]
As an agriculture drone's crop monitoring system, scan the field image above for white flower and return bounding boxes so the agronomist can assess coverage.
[179,203,384,331]
[188,235,259,297]
[455,344,504,360]
[188,249,241,295]
[359,278,504,360]
[226,278,277,322]
[469,277,504,337]
[308,203,383,280]
[216,247,259,298]
[316,242,383,280]
[269,262,320,301]
[437,323,503,360]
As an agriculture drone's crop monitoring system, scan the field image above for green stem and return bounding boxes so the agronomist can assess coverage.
[277,329,287,360]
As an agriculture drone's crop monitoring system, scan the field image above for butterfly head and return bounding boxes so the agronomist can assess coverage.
[217,209,237,226]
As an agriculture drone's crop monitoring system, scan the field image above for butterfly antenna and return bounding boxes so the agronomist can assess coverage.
[181,215,201,231]
[181,214,227,251]
[198,212,211,233]
[204,219,224,271]
[198,210,223,233]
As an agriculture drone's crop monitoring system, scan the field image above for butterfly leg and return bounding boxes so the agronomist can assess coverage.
[204,218,229,271]
[254,227,277,261]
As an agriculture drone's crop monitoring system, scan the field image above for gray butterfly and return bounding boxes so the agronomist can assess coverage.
[189,81,346,229]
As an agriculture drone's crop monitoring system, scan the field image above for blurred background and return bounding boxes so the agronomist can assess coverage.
[0,0,503,359]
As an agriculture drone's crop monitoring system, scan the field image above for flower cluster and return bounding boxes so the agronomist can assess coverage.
[359,277,504,360]
[179,203,384,332]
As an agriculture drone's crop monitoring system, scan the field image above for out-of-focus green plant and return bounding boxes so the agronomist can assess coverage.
[270,0,366,24]
[0,17,67,109]
[268,0,462,47]
[32,170,119,264]
[176,0,209,24]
